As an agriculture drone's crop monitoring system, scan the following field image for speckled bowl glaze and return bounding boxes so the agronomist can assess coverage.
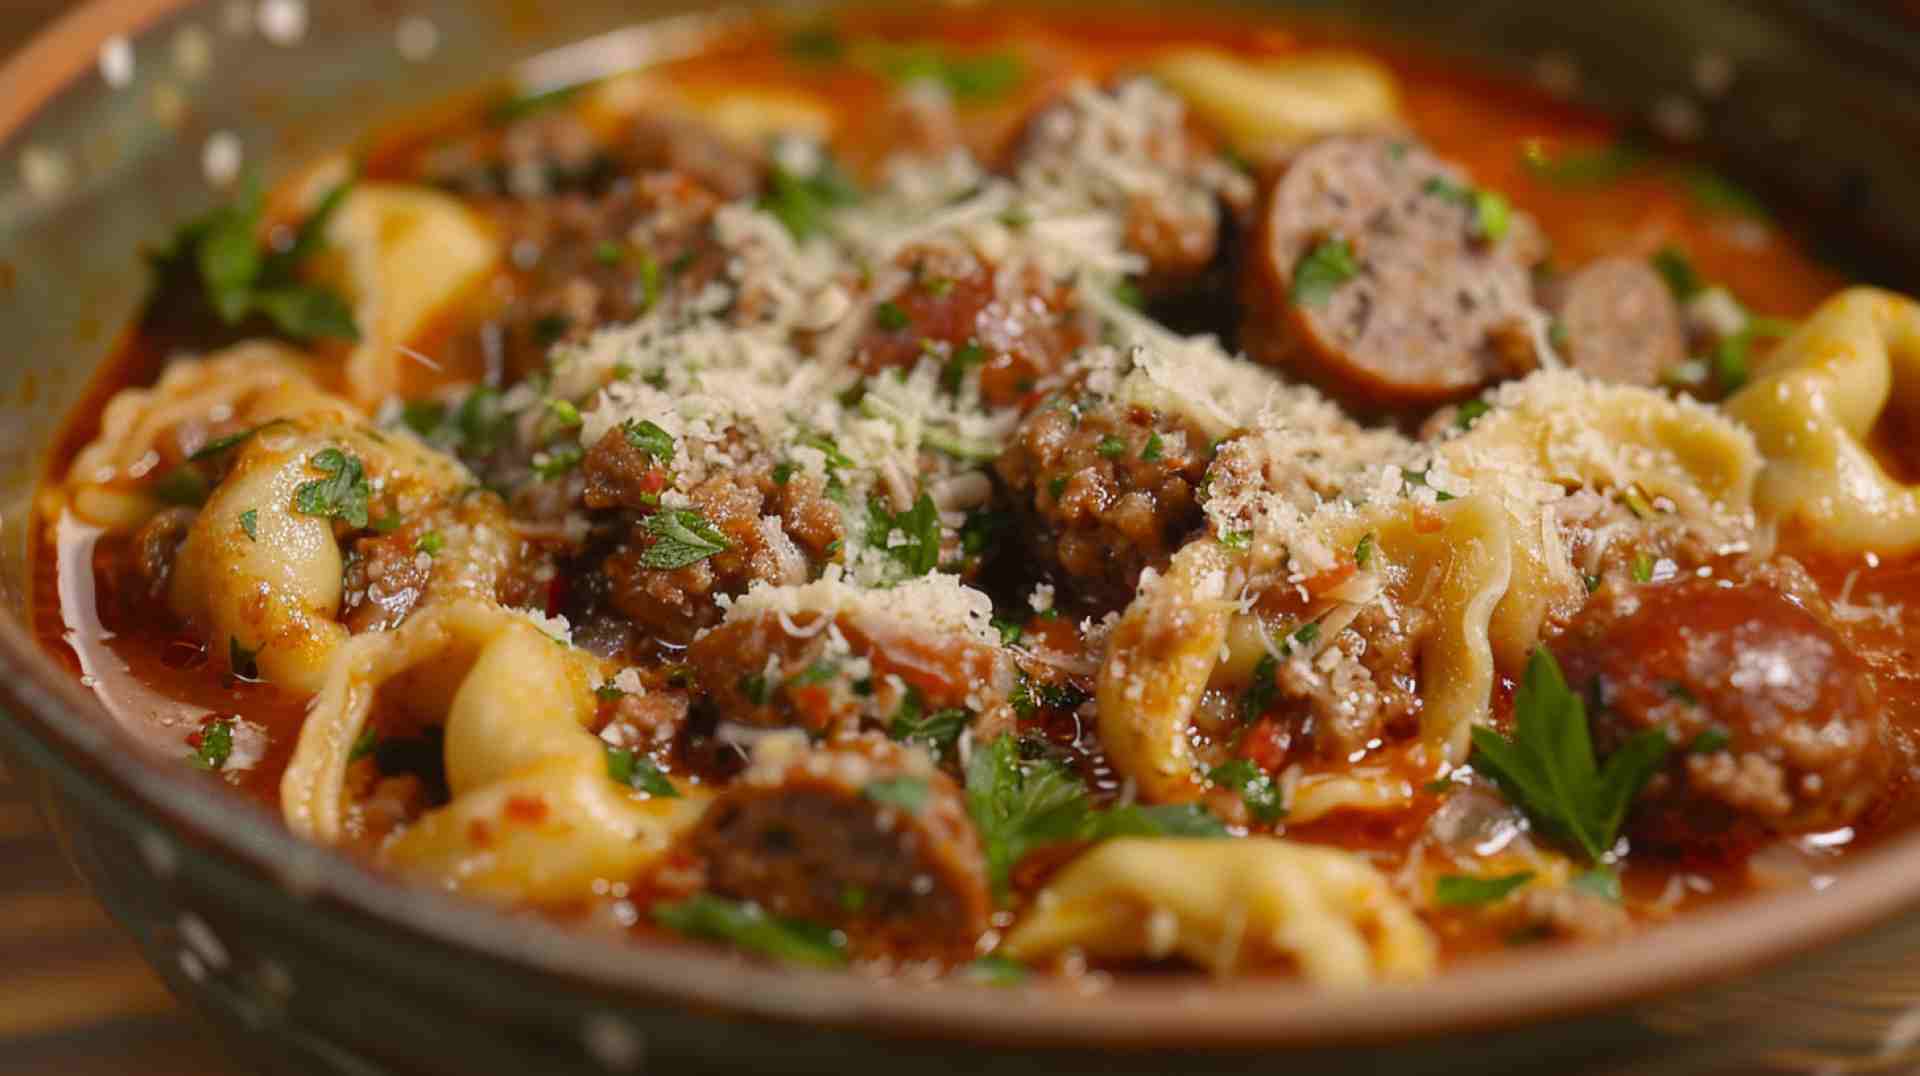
[5,2,1920,1073]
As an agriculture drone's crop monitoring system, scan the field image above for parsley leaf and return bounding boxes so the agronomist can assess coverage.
[1290,237,1359,308]
[1572,866,1623,902]
[1520,140,1647,186]
[1456,399,1491,430]
[864,777,930,814]
[1434,871,1535,907]
[759,159,861,241]
[237,509,258,541]
[1652,246,1703,301]
[963,954,1028,986]
[887,689,969,758]
[856,40,1024,101]
[867,493,942,577]
[621,418,676,464]
[874,300,911,331]
[1469,649,1672,863]
[652,895,847,967]
[189,427,260,462]
[292,448,372,528]
[640,509,731,570]
[1242,654,1278,722]
[154,174,361,343]
[964,736,1223,897]
[1208,759,1286,824]
[605,746,679,798]
[189,718,234,771]
[965,736,1095,897]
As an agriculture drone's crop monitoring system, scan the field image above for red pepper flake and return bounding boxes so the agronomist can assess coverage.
[1239,718,1293,773]
[504,796,550,825]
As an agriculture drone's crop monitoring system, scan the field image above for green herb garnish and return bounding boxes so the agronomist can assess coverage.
[1469,649,1672,862]
[189,718,235,771]
[292,448,372,528]
[864,777,930,814]
[640,509,732,570]
[652,895,847,967]
[1434,871,1535,907]
[1290,237,1359,308]
[1207,759,1286,824]
[605,746,679,798]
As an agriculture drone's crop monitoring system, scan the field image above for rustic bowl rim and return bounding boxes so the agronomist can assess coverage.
[5,0,1920,1052]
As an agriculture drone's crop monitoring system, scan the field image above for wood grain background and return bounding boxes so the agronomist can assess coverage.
[1,2,238,1069]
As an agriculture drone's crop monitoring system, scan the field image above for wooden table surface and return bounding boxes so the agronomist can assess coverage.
[0,7,241,1073]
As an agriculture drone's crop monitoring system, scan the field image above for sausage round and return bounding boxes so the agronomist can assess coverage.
[1552,559,1889,852]
[1542,257,1685,387]
[692,735,991,951]
[1243,135,1544,412]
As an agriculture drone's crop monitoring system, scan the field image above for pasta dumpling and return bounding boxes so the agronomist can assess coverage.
[1726,287,1920,554]
[1147,49,1403,158]
[285,600,708,903]
[1003,837,1437,984]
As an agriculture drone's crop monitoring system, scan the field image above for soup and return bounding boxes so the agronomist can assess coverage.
[34,5,1920,987]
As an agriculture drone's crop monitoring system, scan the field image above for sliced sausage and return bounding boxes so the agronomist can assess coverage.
[1007,78,1255,296]
[1552,558,1889,853]
[686,600,1008,743]
[1243,135,1544,412]
[994,389,1211,611]
[1542,257,1684,387]
[692,735,991,951]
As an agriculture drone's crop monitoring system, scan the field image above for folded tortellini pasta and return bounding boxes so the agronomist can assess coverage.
[285,600,708,903]
[168,403,479,693]
[1727,287,1920,555]
[1147,49,1403,158]
[1003,837,1437,984]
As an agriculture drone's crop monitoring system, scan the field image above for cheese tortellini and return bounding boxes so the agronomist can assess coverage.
[1727,287,1920,554]
[168,405,478,693]
[1004,838,1437,984]
[1147,49,1403,158]
[285,600,708,902]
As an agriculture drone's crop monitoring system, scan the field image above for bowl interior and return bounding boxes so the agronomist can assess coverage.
[4,0,1920,1068]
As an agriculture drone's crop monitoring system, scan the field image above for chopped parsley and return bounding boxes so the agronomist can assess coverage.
[595,681,629,703]
[605,746,679,798]
[1470,649,1672,863]
[1422,176,1512,242]
[1355,533,1376,569]
[963,954,1029,986]
[1684,167,1768,220]
[188,718,234,772]
[652,895,847,967]
[874,300,911,331]
[292,448,372,528]
[760,158,861,241]
[1652,246,1703,301]
[866,493,942,578]
[1456,399,1491,430]
[152,174,361,343]
[1219,530,1253,551]
[1096,435,1127,459]
[1207,759,1286,824]
[348,727,380,763]
[1241,654,1278,722]
[1520,140,1647,186]
[153,466,211,507]
[532,445,584,480]
[888,689,969,758]
[620,418,677,464]
[1402,467,1455,501]
[1630,550,1656,584]
[416,531,445,556]
[783,24,845,63]
[856,40,1024,101]
[1290,237,1359,308]
[546,399,583,428]
[640,509,732,570]
[965,736,1222,897]
[1572,866,1623,902]
[1708,316,1796,395]
[1689,727,1733,754]
[864,777,930,814]
[1433,871,1535,907]
[488,82,587,125]
[939,340,988,392]
[1141,433,1165,462]
[237,509,258,541]
[189,427,261,462]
